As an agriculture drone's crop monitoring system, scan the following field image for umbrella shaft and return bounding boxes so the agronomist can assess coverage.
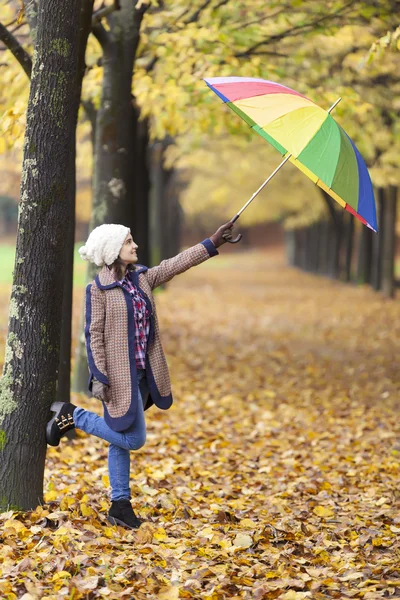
[234,154,292,220]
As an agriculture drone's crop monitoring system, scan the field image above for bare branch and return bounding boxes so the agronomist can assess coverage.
[235,1,356,58]
[92,0,120,26]
[213,0,229,9]
[0,21,31,78]
[132,2,150,61]
[10,22,27,35]
[91,0,123,49]
[145,54,158,73]
[92,21,110,49]
[233,7,288,31]
[186,0,213,24]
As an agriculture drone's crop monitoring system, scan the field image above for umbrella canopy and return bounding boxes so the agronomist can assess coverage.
[204,77,377,232]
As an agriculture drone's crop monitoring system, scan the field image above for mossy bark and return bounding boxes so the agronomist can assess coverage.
[0,0,82,511]
[57,0,94,406]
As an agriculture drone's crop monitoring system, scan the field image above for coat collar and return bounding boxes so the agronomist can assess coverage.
[95,265,120,290]
[95,264,148,290]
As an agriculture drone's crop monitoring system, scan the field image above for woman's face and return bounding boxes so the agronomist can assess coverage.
[119,233,138,265]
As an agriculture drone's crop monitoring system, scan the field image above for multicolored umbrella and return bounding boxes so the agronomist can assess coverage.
[204,76,377,233]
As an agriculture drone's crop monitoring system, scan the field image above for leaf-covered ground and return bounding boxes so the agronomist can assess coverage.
[1,250,400,599]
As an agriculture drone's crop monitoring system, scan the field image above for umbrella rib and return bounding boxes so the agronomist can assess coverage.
[232,98,342,223]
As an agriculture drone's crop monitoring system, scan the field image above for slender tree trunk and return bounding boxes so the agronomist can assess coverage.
[57,0,94,405]
[357,224,373,284]
[328,220,343,279]
[286,230,296,266]
[318,220,329,276]
[150,142,164,266]
[319,191,343,279]
[381,185,397,298]
[299,228,307,270]
[371,188,384,291]
[313,223,321,273]
[0,0,82,511]
[132,108,150,267]
[343,212,354,282]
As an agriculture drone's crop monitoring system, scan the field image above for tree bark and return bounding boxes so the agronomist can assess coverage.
[299,228,307,270]
[371,188,384,291]
[131,107,150,267]
[381,185,397,298]
[318,220,329,276]
[356,225,373,284]
[57,0,94,406]
[150,141,164,266]
[343,212,354,283]
[319,190,343,279]
[90,0,143,230]
[0,0,82,511]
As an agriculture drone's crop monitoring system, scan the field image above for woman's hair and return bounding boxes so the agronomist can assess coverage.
[109,257,134,281]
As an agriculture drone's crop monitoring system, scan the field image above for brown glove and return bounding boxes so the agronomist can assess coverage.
[92,379,109,403]
[210,221,235,248]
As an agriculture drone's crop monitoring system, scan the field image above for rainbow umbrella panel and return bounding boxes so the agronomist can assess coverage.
[204,77,377,232]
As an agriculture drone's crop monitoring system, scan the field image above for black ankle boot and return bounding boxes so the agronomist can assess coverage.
[46,401,77,447]
[108,499,142,529]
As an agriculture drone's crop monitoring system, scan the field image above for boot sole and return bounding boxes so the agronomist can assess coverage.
[107,515,142,529]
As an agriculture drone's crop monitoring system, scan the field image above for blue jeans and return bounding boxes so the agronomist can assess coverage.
[74,369,148,501]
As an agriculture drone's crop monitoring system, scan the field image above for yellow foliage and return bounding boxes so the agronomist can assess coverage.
[177,136,325,228]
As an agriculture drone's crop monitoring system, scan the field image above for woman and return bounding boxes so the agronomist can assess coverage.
[46,221,235,529]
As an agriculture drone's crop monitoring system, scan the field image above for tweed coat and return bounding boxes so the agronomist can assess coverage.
[84,239,218,432]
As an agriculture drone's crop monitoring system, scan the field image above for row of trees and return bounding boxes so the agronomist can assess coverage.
[0,0,398,509]
[285,188,398,297]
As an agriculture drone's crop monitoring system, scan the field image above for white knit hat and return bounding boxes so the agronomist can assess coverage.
[79,224,130,266]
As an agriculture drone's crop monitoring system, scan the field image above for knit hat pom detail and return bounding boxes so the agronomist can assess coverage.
[79,224,131,267]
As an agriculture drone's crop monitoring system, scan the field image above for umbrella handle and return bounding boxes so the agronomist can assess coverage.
[223,214,243,244]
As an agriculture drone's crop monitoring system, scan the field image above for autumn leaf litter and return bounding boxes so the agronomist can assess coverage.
[1,251,400,599]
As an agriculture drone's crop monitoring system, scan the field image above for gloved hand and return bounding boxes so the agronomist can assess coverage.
[210,220,235,248]
[92,379,109,403]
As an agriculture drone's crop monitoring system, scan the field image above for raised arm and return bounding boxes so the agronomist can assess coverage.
[144,221,235,290]
[144,239,217,290]
[146,221,233,290]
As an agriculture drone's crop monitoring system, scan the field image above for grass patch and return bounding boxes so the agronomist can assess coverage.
[0,243,88,287]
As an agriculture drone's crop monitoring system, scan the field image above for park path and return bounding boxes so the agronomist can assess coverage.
[2,249,400,599]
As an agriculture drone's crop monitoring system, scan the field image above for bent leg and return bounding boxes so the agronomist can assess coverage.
[74,372,148,451]
[74,404,146,450]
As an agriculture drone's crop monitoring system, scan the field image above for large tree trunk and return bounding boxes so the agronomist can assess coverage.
[0,0,82,511]
[73,0,151,393]
[90,0,141,231]
[57,0,94,405]
[381,185,397,298]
